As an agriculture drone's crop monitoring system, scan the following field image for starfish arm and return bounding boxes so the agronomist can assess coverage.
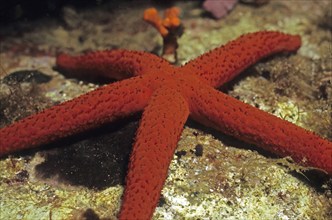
[0,77,152,156]
[182,31,301,88]
[119,87,189,220]
[190,86,332,175]
[56,49,172,80]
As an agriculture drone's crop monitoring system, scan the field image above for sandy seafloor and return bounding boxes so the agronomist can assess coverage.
[0,0,331,219]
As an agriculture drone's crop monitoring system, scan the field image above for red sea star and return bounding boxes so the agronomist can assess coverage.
[0,31,331,219]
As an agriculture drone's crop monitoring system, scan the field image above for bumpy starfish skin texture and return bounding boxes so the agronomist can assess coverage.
[0,31,331,220]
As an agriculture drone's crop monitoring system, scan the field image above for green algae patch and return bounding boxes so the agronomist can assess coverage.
[153,127,332,219]
[0,157,122,220]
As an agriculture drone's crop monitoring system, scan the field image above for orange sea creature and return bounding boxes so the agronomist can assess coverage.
[143,7,183,63]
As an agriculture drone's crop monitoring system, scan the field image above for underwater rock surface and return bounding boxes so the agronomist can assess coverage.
[0,0,331,219]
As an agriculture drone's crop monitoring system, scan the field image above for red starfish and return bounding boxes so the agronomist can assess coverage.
[0,31,331,219]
